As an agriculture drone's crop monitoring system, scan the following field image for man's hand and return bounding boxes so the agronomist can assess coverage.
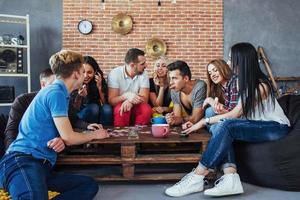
[93,129,109,140]
[165,112,176,125]
[119,100,133,116]
[47,137,65,153]
[78,84,88,97]
[87,123,103,131]
[122,92,143,104]
[130,95,144,104]
[181,119,205,134]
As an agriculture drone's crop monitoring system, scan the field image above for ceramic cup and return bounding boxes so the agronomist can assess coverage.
[151,116,167,124]
[151,124,170,138]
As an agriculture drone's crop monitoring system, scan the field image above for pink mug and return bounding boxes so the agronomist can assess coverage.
[151,124,170,138]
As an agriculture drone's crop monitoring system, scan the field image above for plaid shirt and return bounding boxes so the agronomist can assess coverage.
[223,75,239,111]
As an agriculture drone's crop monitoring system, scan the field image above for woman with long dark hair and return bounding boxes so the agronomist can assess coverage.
[70,56,113,126]
[165,43,290,197]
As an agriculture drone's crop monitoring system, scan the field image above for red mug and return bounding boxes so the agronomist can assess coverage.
[151,124,170,138]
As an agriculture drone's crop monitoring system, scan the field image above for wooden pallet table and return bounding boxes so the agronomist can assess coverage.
[56,126,211,181]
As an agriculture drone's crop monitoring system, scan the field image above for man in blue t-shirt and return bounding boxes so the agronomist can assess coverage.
[0,50,109,200]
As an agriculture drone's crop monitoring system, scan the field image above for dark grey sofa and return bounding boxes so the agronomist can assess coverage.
[235,94,300,191]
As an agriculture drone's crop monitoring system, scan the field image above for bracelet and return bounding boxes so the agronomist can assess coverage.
[205,117,210,126]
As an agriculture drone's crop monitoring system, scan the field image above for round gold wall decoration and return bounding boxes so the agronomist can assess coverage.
[145,37,167,58]
[111,13,133,35]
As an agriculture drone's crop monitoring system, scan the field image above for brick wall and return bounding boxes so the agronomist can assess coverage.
[63,0,223,80]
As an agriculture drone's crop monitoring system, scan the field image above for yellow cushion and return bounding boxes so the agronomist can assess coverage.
[0,189,59,200]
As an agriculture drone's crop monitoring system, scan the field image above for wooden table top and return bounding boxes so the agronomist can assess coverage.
[87,126,210,144]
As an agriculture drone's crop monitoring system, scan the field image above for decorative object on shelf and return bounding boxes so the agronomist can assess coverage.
[111,13,133,35]
[0,14,30,107]
[17,35,25,45]
[145,37,167,58]
[0,47,23,73]
[0,34,24,45]
[78,19,93,35]
[0,85,15,103]
[2,34,13,44]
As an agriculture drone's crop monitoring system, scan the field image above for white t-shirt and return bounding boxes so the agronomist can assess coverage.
[248,95,290,126]
[108,65,149,95]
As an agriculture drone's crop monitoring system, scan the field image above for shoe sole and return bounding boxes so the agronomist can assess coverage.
[165,189,203,197]
[204,190,244,197]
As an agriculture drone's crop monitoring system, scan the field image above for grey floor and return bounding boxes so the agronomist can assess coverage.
[94,182,300,200]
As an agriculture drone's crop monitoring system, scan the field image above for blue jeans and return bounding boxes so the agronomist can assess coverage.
[77,103,113,126]
[204,107,236,169]
[0,152,98,200]
[204,106,217,131]
[99,104,113,126]
[199,119,290,170]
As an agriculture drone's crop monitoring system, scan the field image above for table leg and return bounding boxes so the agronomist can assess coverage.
[121,144,136,178]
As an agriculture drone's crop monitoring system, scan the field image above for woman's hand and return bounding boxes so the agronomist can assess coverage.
[95,72,103,90]
[153,106,164,114]
[182,121,194,130]
[181,119,205,134]
[213,97,226,114]
[154,76,167,88]
[78,84,88,97]
[202,97,214,108]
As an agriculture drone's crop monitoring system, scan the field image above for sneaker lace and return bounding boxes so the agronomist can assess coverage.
[213,176,225,188]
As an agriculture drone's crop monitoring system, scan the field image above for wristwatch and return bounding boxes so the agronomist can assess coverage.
[205,118,211,126]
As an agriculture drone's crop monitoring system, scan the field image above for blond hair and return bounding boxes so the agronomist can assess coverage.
[153,56,172,78]
[49,50,83,79]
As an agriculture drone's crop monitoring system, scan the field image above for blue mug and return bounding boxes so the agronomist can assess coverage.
[151,116,167,124]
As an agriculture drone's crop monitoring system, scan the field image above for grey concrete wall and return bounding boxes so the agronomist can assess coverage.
[0,0,62,114]
[224,0,300,77]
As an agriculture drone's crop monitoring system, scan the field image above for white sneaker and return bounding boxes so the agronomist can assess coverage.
[165,170,204,197]
[204,173,244,197]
